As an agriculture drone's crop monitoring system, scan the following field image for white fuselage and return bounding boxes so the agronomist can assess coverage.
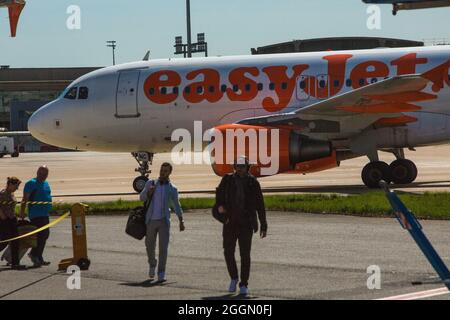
[28,46,450,154]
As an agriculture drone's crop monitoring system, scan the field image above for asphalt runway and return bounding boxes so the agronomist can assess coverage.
[0,210,449,300]
[2,145,450,202]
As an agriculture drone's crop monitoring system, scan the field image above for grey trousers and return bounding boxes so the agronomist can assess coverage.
[145,219,170,273]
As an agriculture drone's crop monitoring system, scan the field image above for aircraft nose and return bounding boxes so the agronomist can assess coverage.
[28,103,54,143]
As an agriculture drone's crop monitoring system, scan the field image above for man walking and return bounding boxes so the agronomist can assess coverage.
[0,177,26,270]
[215,156,268,296]
[140,162,185,282]
[20,166,52,267]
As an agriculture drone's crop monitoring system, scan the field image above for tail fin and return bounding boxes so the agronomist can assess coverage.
[8,2,25,37]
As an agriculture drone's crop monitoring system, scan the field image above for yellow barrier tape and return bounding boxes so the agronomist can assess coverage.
[0,211,71,244]
[0,201,53,205]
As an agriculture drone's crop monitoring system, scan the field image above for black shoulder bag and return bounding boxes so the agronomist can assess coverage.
[125,181,155,240]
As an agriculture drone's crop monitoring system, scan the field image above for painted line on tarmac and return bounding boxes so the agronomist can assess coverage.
[376,287,450,300]
[0,273,57,299]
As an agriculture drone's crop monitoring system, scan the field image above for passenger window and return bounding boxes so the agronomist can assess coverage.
[257,83,263,91]
[333,80,340,87]
[319,80,326,88]
[269,83,275,91]
[149,88,155,96]
[233,84,239,92]
[173,87,179,94]
[64,87,78,100]
[197,86,203,94]
[281,82,288,90]
[161,87,167,95]
[371,78,378,84]
[299,81,306,89]
[209,86,215,93]
[221,84,227,93]
[78,87,89,99]
[245,84,251,92]
[359,78,365,86]
[184,86,191,94]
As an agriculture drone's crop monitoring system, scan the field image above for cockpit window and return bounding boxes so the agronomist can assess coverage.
[64,87,78,100]
[79,87,89,99]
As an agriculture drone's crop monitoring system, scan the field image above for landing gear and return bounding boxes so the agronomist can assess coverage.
[361,148,418,188]
[362,161,392,188]
[132,152,154,193]
[390,159,417,184]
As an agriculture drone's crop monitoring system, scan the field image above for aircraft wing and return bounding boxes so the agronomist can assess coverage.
[237,73,439,136]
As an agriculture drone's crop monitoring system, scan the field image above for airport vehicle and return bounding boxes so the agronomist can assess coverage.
[0,137,19,158]
[28,45,450,191]
[0,0,25,37]
[362,0,450,15]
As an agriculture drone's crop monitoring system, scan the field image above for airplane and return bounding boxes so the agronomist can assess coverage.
[27,45,450,192]
[0,0,25,37]
[362,0,450,15]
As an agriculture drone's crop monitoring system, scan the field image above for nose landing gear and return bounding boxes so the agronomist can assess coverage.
[132,152,154,193]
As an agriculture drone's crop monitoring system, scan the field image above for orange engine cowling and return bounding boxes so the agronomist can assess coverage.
[209,124,337,177]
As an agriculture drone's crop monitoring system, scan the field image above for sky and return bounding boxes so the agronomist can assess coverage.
[0,0,450,68]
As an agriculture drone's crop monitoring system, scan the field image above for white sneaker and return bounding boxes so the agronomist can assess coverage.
[158,272,166,282]
[239,285,249,296]
[148,267,156,279]
[228,279,238,293]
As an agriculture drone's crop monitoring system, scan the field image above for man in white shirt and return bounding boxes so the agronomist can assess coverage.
[139,162,185,282]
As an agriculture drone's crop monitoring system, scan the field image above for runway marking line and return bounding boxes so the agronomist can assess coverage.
[377,287,450,300]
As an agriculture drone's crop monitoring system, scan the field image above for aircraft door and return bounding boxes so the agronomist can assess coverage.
[116,70,141,118]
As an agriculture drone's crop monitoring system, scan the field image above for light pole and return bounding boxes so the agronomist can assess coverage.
[106,40,117,65]
[186,0,192,58]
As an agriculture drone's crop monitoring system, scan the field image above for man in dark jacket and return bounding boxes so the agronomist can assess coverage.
[215,156,267,296]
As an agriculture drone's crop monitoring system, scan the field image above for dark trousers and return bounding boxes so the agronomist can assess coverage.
[30,217,50,259]
[223,223,253,287]
[0,218,20,265]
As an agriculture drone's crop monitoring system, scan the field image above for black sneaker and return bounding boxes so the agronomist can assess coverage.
[40,258,51,266]
[11,264,27,270]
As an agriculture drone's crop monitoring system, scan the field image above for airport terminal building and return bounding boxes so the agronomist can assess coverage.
[0,66,99,151]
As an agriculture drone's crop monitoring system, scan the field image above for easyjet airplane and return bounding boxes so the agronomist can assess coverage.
[0,0,25,37]
[28,45,450,192]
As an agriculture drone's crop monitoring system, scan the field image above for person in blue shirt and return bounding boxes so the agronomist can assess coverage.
[20,166,52,267]
[139,162,185,282]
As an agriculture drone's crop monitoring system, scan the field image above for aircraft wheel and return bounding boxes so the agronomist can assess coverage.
[362,161,392,188]
[133,176,149,193]
[390,159,417,184]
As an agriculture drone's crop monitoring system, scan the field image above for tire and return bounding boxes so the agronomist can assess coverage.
[362,161,392,188]
[390,159,418,184]
[11,151,19,158]
[77,258,91,271]
[133,176,149,193]
[0,154,4,158]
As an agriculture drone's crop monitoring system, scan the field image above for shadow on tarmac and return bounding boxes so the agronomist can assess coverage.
[119,279,175,288]
[202,293,258,300]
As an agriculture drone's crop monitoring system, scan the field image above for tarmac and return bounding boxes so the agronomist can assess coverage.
[0,210,449,300]
[1,146,450,299]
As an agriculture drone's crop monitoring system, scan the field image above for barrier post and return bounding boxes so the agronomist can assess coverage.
[58,203,91,271]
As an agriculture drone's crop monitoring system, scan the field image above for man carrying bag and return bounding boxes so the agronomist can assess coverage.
[139,162,185,282]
